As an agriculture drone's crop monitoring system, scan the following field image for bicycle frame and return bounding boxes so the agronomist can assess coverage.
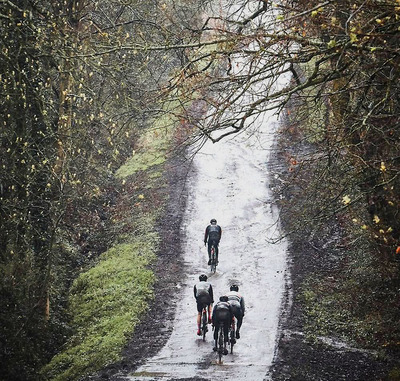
[210,245,217,273]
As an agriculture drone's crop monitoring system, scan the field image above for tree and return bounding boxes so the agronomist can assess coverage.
[0,1,200,379]
[159,0,400,252]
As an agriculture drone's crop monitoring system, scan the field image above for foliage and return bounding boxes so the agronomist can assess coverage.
[276,90,400,352]
[301,237,400,349]
[41,240,156,381]
[0,0,201,380]
[116,104,179,178]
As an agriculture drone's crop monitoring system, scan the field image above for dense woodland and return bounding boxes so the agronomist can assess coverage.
[1,0,400,380]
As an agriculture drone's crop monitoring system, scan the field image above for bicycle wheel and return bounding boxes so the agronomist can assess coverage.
[210,245,216,273]
[202,308,207,341]
[218,326,224,364]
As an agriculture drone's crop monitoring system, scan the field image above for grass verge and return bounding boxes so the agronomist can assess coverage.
[41,107,181,380]
[41,240,156,381]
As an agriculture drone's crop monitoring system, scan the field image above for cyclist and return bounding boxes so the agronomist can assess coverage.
[226,284,245,340]
[211,295,233,354]
[194,274,214,336]
[204,218,222,265]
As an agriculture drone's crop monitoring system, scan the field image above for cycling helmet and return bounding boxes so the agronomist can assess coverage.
[210,218,217,224]
[220,295,228,302]
[230,284,239,292]
[199,274,208,281]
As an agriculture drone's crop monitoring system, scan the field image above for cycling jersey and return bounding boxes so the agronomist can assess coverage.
[204,224,222,243]
[226,290,245,314]
[194,281,212,297]
[212,301,232,323]
[194,281,214,310]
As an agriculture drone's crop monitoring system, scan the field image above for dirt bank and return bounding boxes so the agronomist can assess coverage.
[85,154,191,381]
[268,111,397,381]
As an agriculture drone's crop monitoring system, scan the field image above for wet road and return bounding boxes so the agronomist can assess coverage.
[127,109,288,380]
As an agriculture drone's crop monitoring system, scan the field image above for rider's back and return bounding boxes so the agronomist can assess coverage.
[226,290,245,311]
[213,301,231,322]
[207,224,221,240]
[195,281,211,296]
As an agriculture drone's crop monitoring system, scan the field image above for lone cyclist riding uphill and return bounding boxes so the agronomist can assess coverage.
[204,218,222,265]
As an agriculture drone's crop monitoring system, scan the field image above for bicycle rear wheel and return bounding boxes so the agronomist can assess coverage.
[218,326,224,364]
[210,245,217,273]
[202,308,207,341]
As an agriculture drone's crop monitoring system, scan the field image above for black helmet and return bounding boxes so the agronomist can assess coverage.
[199,274,207,281]
[230,284,239,292]
[210,218,217,224]
[219,295,228,302]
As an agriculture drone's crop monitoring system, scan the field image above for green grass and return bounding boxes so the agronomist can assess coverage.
[116,102,179,179]
[41,239,157,381]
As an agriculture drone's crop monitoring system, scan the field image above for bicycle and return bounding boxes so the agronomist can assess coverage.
[210,244,217,273]
[200,306,208,341]
[216,323,227,364]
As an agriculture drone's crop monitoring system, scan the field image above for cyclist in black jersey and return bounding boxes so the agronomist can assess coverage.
[204,219,222,265]
[211,295,233,354]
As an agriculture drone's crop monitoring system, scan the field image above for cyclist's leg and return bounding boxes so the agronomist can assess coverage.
[223,321,229,354]
[196,301,203,335]
[223,322,230,343]
[213,319,219,351]
[207,303,212,323]
[236,313,243,338]
[207,241,212,264]
[230,317,236,344]
[215,240,219,262]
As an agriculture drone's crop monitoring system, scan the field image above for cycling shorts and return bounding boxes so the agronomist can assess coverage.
[214,308,231,323]
[196,293,211,312]
[229,302,243,319]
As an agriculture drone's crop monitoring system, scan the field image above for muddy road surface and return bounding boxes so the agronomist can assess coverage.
[125,112,288,381]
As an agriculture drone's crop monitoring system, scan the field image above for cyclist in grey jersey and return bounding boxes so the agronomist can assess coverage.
[194,274,214,336]
[226,284,245,339]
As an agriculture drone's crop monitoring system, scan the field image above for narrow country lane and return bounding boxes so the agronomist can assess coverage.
[126,110,288,381]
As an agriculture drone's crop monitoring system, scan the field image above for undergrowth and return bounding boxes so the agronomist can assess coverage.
[41,107,181,380]
[277,92,400,356]
[41,240,156,381]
